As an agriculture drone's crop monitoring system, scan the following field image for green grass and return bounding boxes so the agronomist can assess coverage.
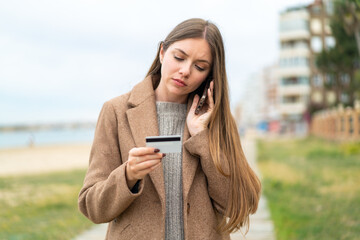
[0,170,94,240]
[257,137,360,240]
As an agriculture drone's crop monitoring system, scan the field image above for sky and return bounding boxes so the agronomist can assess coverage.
[0,0,313,125]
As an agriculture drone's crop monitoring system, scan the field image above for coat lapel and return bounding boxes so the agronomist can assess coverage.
[126,78,200,205]
[126,77,165,205]
[182,96,199,202]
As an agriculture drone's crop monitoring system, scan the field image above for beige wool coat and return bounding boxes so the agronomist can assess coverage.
[78,76,231,240]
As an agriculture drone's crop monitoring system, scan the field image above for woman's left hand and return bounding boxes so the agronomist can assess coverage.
[187,81,215,136]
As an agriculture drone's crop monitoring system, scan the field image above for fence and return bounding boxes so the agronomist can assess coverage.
[311,105,360,141]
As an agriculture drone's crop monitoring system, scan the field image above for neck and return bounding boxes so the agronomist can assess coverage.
[155,82,188,104]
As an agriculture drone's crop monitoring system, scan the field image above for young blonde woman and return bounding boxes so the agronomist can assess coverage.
[78,18,261,240]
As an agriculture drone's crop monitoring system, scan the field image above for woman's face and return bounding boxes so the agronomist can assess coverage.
[156,38,212,103]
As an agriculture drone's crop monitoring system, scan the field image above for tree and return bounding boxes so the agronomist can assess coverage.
[316,0,360,107]
[338,0,360,56]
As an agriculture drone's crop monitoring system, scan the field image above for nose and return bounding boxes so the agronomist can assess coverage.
[179,62,191,78]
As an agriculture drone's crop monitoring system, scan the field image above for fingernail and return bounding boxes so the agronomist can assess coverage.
[162,153,166,157]
[154,148,160,153]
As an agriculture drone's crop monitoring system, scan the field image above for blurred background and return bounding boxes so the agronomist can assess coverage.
[1,0,359,239]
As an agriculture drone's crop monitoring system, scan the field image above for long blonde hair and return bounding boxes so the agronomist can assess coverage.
[147,18,261,234]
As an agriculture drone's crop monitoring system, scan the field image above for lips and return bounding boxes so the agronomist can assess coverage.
[173,78,187,87]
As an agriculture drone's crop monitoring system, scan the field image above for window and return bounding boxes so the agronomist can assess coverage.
[298,76,309,84]
[341,93,349,103]
[326,91,336,104]
[294,57,299,66]
[294,40,308,49]
[311,37,322,53]
[312,91,323,103]
[325,36,336,48]
[300,57,309,66]
[324,0,334,15]
[282,77,309,85]
[313,74,323,87]
[283,96,299,103]
[280,19,309,32]
[281,42,289,49]
[282,40,308,50]
[279,58,286,67]
[282,77,297,85]
[280,57,309,67]
[311,19,322,34]
[341,74,350,85]
[288,57,294,66]
[325,74,335,85]
[311,6,322,15]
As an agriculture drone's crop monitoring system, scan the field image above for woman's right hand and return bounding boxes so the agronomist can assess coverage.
[125,147,165,189]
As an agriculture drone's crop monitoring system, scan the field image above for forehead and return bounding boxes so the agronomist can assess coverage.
[169,38,212,63]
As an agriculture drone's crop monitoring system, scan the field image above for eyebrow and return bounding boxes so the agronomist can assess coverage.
[174,48,211,65]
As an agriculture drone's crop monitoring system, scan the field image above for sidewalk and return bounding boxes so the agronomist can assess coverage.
[230,133,275,240]
[74,133,275,240]
[73,224,107,240]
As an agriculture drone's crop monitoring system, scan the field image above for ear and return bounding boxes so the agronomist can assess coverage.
[159,43,164,64]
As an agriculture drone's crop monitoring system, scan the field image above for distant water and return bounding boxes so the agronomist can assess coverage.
[0,128,95,149]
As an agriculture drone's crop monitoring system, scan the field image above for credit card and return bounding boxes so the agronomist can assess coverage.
[145,135,182,153]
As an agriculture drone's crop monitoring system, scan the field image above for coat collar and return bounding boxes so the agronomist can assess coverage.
[126,76,199,205]
[127,75,156,107]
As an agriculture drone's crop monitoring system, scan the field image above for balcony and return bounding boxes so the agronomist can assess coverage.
[280,9,309,42]
[279,102,307,115]
[278,66,310,78]
[279,84,310,96]
[280,48,310,58]
[280,30,310,42]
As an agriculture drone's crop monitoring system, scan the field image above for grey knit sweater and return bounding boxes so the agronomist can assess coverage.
[156,102,187,240]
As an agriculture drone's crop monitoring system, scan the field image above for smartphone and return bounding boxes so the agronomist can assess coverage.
[195,77,211,115]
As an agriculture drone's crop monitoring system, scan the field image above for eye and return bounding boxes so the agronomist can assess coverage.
[195,65,205,71]
[174,55,184,61]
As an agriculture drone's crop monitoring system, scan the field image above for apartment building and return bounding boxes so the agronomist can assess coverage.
[277,0,334,135]
[278,5,311,135]
[237,0,334,135]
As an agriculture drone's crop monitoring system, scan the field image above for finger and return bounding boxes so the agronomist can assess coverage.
[150,161,162,170]
[190,94,200,112]
[129,147,161,157]
[207,81,215,109]
[210,80,214,93]
[134,161,162,179]
[131,159,162,172]
[128,153,163,166]
[134,153,165,164]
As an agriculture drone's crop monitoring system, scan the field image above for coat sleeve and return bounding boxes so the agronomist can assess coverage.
[183,129,230,215]
[78,101,144,224]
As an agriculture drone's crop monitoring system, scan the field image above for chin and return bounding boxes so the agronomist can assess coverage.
[169,89,188,99]
[169,86,185,94]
